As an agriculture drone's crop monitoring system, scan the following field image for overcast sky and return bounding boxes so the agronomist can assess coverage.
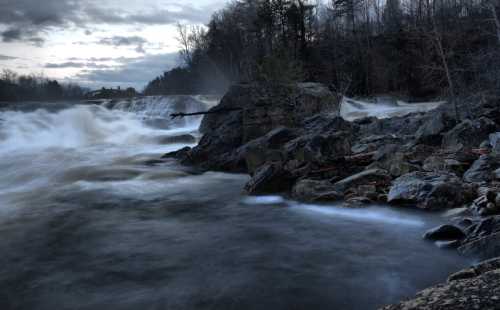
[0,0,226,89]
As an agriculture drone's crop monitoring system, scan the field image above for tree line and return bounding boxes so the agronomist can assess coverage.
[144,0,500,101]
[0,69,89,101]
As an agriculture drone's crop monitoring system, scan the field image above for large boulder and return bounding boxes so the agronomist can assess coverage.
[388,172,466,210]
[190,83,340,171]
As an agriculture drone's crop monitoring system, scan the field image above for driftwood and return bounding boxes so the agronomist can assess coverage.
[170,107,243,119]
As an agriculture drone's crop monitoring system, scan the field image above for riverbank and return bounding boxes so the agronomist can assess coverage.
[165,82,500,308]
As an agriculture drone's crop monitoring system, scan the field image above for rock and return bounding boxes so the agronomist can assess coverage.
[423,224,466,241]
[291,179,343,202]
[459,216,500,259]
[239,83,340,142]
[423,155,469,175]
[490,132,500,155]
[242,127,297,174]
[162,146,192,160]
[442,117,497,151]
[192,83,340,172]
[494,168,500,180]
[387,172,466,210]
[283,131,352,164]
[381,258,500,310]
[157,134,196,144]
[448,257,500,282]
[459,231,500,259]
[332,168,391,194]
[463,155,500,183]
[415,111,454,145]
[244,163,295,195]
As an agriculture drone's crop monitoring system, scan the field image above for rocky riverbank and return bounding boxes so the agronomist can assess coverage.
[164,82,500,308]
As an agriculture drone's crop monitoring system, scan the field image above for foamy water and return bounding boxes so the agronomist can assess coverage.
[340,97,445,121]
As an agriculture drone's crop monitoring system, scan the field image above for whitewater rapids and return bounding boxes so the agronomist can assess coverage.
[340,97,445,121]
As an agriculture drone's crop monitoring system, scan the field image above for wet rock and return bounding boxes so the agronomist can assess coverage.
[381,258,500,310]
[423,224,466,241]
[291,179,343,202]
[244,163,295,195]
[442,117,497,151]
[387,172,466,210]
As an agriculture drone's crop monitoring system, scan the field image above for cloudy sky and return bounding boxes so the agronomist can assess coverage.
[0,0,226,89]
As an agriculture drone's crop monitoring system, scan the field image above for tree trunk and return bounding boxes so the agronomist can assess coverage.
[489,3,500,45]
[432,18,460,121]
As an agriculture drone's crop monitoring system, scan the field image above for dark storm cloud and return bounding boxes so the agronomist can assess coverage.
[76,52,179,87]
[0,0,216,44]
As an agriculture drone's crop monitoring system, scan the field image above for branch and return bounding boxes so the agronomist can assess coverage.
[170,107,243,119]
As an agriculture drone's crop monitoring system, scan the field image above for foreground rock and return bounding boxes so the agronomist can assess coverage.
[381,257,500,310]
[387,172,468,210]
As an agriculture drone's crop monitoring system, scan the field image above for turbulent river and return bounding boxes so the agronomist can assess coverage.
[0,97,470,310]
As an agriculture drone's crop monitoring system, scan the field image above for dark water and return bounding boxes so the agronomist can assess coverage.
[0,100,470,310]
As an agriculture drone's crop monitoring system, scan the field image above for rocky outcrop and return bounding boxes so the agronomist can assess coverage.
[381,257,500,310]
[183,83,341,173]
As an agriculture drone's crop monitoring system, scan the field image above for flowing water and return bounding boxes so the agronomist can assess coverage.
[340,97,445,121]
[0,97,470,310]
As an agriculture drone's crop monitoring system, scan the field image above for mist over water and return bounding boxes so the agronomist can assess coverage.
[0,97,469,310]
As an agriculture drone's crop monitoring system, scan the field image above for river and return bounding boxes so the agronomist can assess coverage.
[0,97,470,310]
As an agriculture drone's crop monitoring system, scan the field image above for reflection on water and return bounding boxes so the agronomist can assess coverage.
[0,99,470,310]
